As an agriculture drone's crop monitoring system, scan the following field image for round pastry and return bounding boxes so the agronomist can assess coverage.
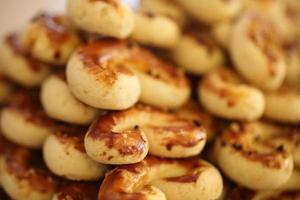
[52,181,99,200]
[0,144,58,200]
[21,13,81,65]
[172,29,224,75]
[67,39,190,110]
[177,0,241,24]
[43,124,107,180]
[1,91,54,149]
[214,122,294,190]
[66,0,135,39]
[230,13,286,91]
[41,72,98,125]
[264,86,300,123]
[130,12,180,48]
[198,67,265,121]
[66,40,140,110]
[140,0,187,27]
[85,104,207,164]
[99,156,223,200]
[0,33,49,87]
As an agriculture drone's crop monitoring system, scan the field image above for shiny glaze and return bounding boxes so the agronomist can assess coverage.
[98,156,208,200]
[87,104,206,156]
[87,106,147,157]
[77,39,189,86]
[152,126,205,151]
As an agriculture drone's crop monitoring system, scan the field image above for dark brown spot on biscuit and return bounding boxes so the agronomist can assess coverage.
[143,11,156,18]
[276,144,284,152]
[232,143,243,150]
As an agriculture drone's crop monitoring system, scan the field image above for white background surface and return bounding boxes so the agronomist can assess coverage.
[0,0,66,37]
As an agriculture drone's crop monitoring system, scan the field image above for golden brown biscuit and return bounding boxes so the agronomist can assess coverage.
[85,104,207,164]
[172,29,224,75]
[67,40,190,110]
[43,124,107,180]
[0,144,58,200]
[99,156,223,200]
[41,72,98,125]
[214,122,294,190]
[230,13,286,91]
[66,0,135,38]
[1,91,54,148]
[131,12,180,48]
[198,67,265,121]
[177,0,241,24]
[21,13,81,65]
[0,33,49,87]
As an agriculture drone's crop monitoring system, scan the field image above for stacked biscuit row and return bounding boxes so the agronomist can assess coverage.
[0,0,299,199]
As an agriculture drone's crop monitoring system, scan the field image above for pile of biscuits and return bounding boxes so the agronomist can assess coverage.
[0,0,300,199]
